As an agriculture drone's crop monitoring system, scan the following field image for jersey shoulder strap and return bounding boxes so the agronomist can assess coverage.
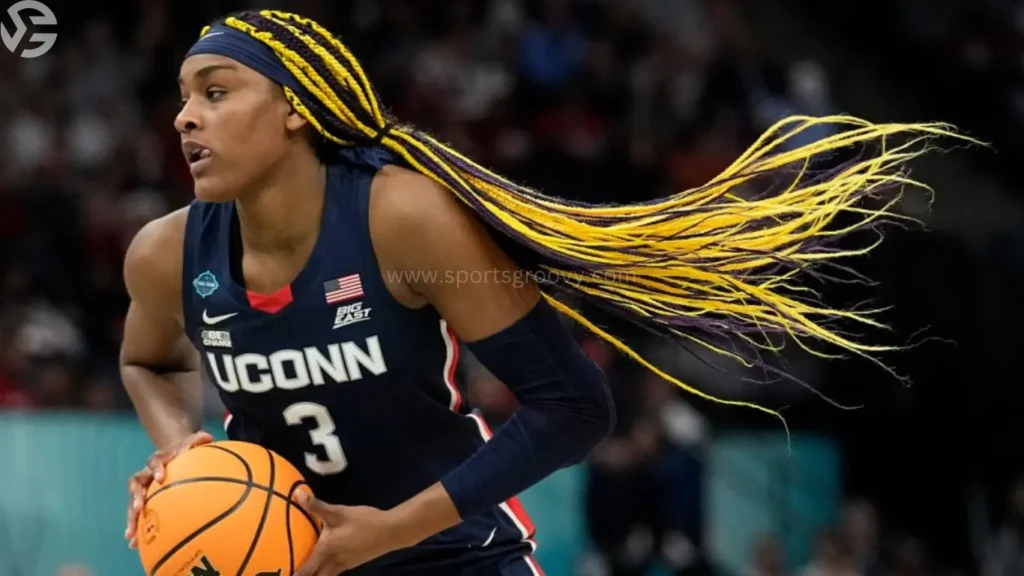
[181,200,230,339]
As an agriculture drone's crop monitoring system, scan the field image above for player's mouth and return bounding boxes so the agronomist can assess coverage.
[182,141,213,175]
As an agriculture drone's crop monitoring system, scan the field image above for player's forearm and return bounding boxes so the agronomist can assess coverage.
[440,403,609,519]
[122,364,204,450]
[440,300,615,518]
[384,482,463,549]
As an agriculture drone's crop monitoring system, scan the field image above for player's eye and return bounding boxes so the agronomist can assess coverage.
[206,88,226,101]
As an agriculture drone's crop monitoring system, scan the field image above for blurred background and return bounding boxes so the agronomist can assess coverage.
[2,0,1024,574]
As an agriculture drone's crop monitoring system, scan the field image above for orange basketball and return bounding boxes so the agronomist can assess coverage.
[137,441,321,576]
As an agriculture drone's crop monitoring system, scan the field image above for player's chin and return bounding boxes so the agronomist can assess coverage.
[192,176,239,204]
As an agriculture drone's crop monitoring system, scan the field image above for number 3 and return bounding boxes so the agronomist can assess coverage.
[282,402,348,475]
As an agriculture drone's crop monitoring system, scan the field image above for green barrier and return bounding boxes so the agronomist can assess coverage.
[705,432,841,574]
[0,415,841,575]
[0,414,586,575]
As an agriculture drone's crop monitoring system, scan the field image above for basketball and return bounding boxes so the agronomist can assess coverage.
[137,441,321,576]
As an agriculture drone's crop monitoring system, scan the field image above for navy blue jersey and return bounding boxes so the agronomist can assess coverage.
[181,159,543,575]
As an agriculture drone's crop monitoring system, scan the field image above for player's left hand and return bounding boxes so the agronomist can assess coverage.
[294,491,404,575]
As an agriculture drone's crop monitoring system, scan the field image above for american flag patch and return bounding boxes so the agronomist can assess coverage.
[324,274,363,304]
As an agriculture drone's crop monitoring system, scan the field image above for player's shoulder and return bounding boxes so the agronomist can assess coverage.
[123,206,191,305]
[369,164,478,243]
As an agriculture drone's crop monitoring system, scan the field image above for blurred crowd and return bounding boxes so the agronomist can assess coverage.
[0,0,843,416]
[2,0,1024,575]
[794,0,1024,192]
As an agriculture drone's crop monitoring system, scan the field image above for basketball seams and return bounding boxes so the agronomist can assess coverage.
[149,446,255,576]
[206,445,257,483]
[285,481,296,573]
[234,446,277,576]
[146,477,321,533]
[284,479,322,573]
[142,444,321,576]
[143,444,320,576]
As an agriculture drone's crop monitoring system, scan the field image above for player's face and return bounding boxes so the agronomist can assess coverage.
[176,54,298,202]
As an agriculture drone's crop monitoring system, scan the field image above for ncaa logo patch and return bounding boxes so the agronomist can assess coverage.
[193,270,220,298]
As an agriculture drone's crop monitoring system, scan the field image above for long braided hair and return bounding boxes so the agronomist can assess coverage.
[198,10,969,425]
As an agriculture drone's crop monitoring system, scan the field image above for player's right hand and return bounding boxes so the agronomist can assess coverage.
[125,431,213,548]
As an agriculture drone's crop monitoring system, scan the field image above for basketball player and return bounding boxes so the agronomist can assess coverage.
[121,10,960,576]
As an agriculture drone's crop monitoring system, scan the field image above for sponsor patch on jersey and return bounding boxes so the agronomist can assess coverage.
[200,329,232,349]
[333,301,371,330]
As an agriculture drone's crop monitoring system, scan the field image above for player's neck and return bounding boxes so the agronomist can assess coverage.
[235,150,327,255]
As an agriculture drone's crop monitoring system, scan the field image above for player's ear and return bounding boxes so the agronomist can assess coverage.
[285,106,309,132]
[271,83,308,133]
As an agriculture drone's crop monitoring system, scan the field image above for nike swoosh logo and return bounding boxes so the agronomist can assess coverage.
[482,527,496,547]
[202,310,238,325]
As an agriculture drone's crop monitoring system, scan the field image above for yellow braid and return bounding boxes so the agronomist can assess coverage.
[204,11,979,427]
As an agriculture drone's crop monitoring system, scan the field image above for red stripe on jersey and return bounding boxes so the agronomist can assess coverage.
[467,413,538,541]
[504,496,537,537]
[524,556,545,576]
[445,322,462,411]
[440,320,463,412]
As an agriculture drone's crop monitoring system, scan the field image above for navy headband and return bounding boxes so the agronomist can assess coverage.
[183,23,400,170]
[185,25,313,101]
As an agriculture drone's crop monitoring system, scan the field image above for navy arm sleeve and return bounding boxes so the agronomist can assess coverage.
[439,299,616,519]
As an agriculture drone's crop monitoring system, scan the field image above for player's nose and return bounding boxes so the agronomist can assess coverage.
[175,100,201,134]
